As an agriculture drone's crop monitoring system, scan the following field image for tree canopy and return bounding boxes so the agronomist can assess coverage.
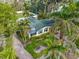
[0,3,17,36]
[51,2,79,20]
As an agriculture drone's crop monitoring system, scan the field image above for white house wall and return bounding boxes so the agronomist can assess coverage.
[36,26,50,36]
[28,26,51,38]
[36,29,43,36]
[43,26,50,33]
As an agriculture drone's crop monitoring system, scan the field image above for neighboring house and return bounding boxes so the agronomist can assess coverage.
[27,17,54,38]
[0,0,14,4]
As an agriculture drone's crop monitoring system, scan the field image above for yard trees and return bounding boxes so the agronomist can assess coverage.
[0,3,17,36]
[0,3,18,59]
[51,1,79,40]
[44,34,67,59]
[17,19,30,43]
[23,0,49,19]
[50,1,79,58]
[23,2,31,17]
[13,0,24,11]
[43,0,49,13]
[0,38,16,59]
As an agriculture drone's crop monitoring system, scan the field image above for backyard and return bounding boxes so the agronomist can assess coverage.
[0,0,79,59]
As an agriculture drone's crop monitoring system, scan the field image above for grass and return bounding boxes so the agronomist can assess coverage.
[24,32,67,58]
[0,38,16,59]
[25,39,48,58]
[0,47,4,52]
[25,33,56,58]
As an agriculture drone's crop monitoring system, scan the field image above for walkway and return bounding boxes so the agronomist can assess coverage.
[12,33,34,59]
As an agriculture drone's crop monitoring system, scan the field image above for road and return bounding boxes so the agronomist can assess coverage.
[12,33,34,59]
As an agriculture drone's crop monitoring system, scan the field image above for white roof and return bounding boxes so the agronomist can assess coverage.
[17,17,26,22]
[16,11,23,14]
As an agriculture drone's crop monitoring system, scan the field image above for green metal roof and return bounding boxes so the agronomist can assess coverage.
[28,17,54,32]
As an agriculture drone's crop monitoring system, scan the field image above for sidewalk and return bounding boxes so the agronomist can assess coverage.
[12,33,34,59]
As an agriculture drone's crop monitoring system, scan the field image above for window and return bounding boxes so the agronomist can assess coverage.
[30,32,36,36]
[44,28,48,32]
[38,30,42,34]
[30,34,34,36]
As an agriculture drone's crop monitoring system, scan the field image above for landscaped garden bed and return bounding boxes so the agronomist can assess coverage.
[24,33,66,58]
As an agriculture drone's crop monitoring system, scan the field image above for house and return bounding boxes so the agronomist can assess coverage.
[0,0,14,4]
[27,17,54,38]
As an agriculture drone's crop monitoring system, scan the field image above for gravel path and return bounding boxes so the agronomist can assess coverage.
[12,33,34,59]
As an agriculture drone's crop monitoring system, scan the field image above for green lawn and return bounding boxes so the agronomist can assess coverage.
[25,34,55,58]
[25,33,67,58]
[25,39,48,58]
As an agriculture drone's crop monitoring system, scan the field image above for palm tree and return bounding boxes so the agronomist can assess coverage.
[48,2,79,59]
[17,18,30,43]
[51,1,79,41]
[0,38,16,59]
[23,1,32,17]
[43,0,49,13]
[0,3,18,59]
[45,36,67,59]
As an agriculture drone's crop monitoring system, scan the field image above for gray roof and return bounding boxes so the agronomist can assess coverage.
[28,17,54,34]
